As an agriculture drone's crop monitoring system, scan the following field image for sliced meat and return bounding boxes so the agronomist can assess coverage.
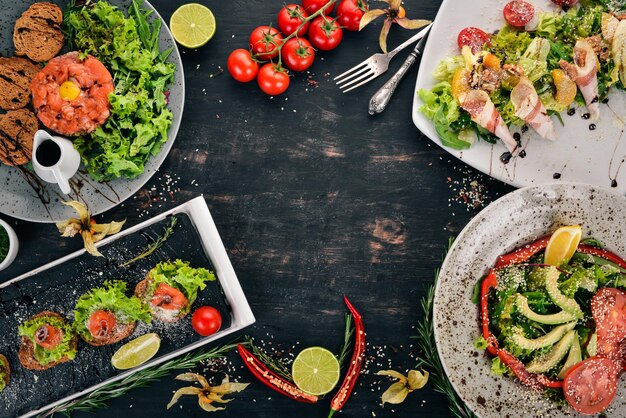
[510,77,556,141]
[0,108,39,166]
[13,2,64,63]
[560,40,600,120]
[0,57,40,110]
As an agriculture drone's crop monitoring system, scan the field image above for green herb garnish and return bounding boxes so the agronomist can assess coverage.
[0,226,8,263]
[120,216,178,268]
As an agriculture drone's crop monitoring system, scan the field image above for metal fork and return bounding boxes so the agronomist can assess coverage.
[334,23,432,93]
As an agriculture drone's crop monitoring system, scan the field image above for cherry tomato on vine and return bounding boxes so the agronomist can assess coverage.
[302,0,335,14]
[308,16,343,51]
[336,0,369,32]
[282,38,315,72]
[457,27,491,53]
[257,63,290,95]
[278,4,310,37]
[249,26,284,60]
[191,306,222,337]
[227,49,259,83]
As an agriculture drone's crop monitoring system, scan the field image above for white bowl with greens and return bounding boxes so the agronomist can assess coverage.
[0,219,18,271]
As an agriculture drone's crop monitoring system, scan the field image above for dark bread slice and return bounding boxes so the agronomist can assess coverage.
[82,321,136,347]
[0,57,40,110]
[0,354,10,389]
[135,275,186,323]
[18,311,77,371]
[13,3,64,62]
[0,108,38,166]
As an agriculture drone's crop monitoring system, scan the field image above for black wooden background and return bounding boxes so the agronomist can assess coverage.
[0,0,515,417]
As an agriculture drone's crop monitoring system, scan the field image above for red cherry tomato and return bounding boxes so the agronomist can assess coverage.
[551,0,578,7]
[503,0,534,27]
[302,0,335,14]
[457,27,491,53]
[283,38,315,72]
[257,63,290,95]
[336,0,368,31]
[278,4,310,37]
[308,16,343,51]
[191,306,223,337]
[249,26,283,60]
[227,49,259,83]
[563,356,619,415]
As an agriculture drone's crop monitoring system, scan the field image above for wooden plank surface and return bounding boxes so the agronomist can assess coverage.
[0,0,514,416]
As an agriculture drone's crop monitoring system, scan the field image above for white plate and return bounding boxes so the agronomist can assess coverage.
[412,0,626,194]
[433,182,626,418]
[0,0,185,223]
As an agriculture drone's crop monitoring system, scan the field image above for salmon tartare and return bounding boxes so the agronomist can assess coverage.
[31,51,114,136]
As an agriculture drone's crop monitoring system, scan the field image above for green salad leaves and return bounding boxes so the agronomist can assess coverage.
[73,280,151,341]
[64,0,175,181]
[149,260,216,310]
[18,315,77,366]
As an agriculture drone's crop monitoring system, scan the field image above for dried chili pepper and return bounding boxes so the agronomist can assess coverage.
[237,344,318,403]
[328,296,365,418]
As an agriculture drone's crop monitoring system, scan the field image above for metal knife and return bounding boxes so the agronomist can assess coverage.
[368,27,431,115]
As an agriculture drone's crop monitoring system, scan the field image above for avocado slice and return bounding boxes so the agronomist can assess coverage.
[510,322,576,350]
[557,331,582,379]
[545,267,583,319]
[515,294,577,325]
[526,329,576,374]
[587,332,597,357]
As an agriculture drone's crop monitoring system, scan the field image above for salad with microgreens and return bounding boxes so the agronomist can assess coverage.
[63,0,176,181]
[475,225,626,414]
[418,0,626,161]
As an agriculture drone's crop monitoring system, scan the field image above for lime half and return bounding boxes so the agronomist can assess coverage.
[169,3,216,49]
[111,333,161,370]
[292,346,340,396]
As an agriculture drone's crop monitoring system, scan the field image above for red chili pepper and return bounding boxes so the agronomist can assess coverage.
[480,269,499,356]
[237,344,318,403]
[577,244,626,270]
[328,296,366,418]
[497,349,563,389]
[494,236,550,268]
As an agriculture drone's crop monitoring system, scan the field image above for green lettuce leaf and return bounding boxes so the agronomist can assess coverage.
[432,55,465,82]
[18,315,77,366]
[489,25,532,64]
[73,280,151,342]
[149,260,216,308]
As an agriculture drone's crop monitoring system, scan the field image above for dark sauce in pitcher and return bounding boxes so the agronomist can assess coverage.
[35,140,61,167]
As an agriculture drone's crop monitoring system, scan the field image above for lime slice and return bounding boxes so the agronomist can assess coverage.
[169,3,216,49]
[291,346,340,396]
[111,333,161,370]
[544,225,582,267]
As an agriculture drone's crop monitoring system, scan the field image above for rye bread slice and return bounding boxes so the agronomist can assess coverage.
[0,354,10,390]
[18,311,77,371]
[0,57,40,110]
[135,275,186,323]
[0,108,38,166]
[13,3,64,63]
[82,320,136,347]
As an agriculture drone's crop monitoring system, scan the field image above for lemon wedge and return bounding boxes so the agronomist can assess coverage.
[544,225,582,267]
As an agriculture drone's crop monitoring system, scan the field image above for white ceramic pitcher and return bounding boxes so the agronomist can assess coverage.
[32,130,81,195]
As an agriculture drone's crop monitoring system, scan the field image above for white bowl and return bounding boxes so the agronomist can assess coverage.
[0,218,18,271]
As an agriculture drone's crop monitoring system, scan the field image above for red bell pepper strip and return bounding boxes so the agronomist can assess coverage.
[480,269,499,356]
[577,244,626,270]
[497,349,563,389]
[494,236,550,268]
[328,296,366,418]
[237,344,318,403]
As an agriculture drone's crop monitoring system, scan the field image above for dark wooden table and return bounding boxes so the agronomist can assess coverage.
[0,0,515,416]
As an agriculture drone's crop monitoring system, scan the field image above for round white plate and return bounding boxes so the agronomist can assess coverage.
[0,0,184,223]
[412,0,626,195]
[434,182,626,418]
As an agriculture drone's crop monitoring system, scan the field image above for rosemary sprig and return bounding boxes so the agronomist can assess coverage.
[337,313,354,370]
[119,216,178,267]
[415,238,478,418]
[40,342,241,417]
[246,337,294,382]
